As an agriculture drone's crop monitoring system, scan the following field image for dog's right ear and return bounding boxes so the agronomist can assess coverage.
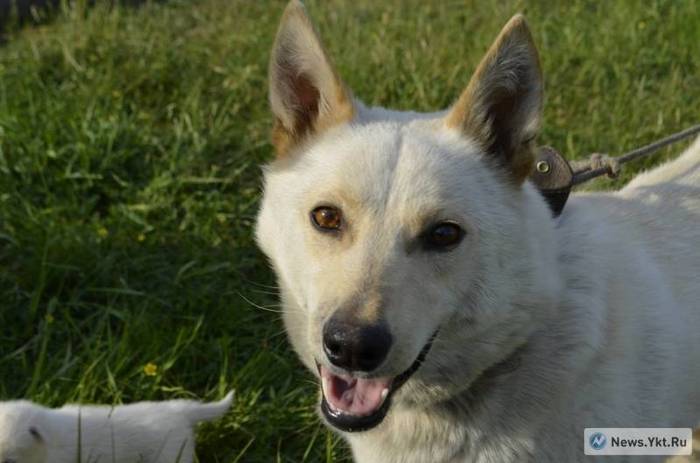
[445,15,543,184]
[269,1,355,157]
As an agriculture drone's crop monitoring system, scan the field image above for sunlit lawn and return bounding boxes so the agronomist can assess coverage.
[0,0,698,460]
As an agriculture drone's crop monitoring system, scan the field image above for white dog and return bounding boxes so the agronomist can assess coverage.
[0,392,233,463]
[256,2,700,462]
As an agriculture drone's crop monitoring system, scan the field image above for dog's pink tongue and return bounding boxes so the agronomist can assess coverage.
[320,366,391,416]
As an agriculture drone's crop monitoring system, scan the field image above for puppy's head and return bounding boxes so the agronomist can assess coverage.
[0,402,47,463]
[257,1,561,433]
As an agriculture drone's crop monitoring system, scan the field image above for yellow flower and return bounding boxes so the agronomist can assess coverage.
[143,363,158,377]
[97,227,109,238]
[137,233,146,242]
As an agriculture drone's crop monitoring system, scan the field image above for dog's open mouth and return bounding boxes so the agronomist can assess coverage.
[318,333,436,433]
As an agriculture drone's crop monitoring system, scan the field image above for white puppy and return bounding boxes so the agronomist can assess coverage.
[0,392,233,463]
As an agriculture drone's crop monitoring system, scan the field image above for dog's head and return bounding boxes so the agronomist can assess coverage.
[0,402,47,463]
[256,1,561,433]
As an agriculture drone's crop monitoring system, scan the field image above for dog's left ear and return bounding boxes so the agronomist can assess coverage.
[269,1,356,157]
[445,14,543,184]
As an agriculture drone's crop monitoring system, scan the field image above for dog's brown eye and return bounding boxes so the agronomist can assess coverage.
[424,222,464,250]
[311,206,342,231]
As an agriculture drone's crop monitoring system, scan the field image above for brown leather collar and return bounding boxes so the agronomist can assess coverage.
[530,124,700,217]
[529,146,573,217]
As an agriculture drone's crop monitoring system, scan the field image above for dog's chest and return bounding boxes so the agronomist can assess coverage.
[345,407,533,463]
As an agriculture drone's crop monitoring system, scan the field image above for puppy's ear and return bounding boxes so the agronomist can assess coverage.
[445,14,543,184]
[269,0,355,157]
[28,426,43,443]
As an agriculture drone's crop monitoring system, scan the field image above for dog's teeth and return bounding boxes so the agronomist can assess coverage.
[381,388,389,400]
[321,375,330,395]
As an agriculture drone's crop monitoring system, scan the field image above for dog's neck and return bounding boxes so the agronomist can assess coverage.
[344,340,538,461]
[346,308,594,463]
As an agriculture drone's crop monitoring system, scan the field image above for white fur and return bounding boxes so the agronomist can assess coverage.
[0,392,233,463]
[257,3,700,462]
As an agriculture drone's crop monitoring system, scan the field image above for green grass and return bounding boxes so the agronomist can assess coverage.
[0,0,698,461]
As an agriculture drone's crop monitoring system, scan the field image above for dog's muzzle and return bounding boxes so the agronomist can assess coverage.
[318,331,437,433]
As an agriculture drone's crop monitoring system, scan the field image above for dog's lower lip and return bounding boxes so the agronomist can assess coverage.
[318,331,437,433]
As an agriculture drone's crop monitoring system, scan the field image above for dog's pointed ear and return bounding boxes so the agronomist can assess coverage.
[445,14,543,184]
[269,0,355,157]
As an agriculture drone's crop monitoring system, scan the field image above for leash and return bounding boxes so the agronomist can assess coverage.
[530,124,700,216]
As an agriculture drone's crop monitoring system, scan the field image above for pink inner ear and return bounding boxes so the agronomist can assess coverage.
[290,72,320,135]
[487,88,519,161]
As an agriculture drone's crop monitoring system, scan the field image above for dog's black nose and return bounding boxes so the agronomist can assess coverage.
[322,318,392,372]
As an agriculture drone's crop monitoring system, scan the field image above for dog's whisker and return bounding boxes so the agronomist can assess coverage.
[236,292,287,313]
[236,278,280,290]
[249,288,281,296]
